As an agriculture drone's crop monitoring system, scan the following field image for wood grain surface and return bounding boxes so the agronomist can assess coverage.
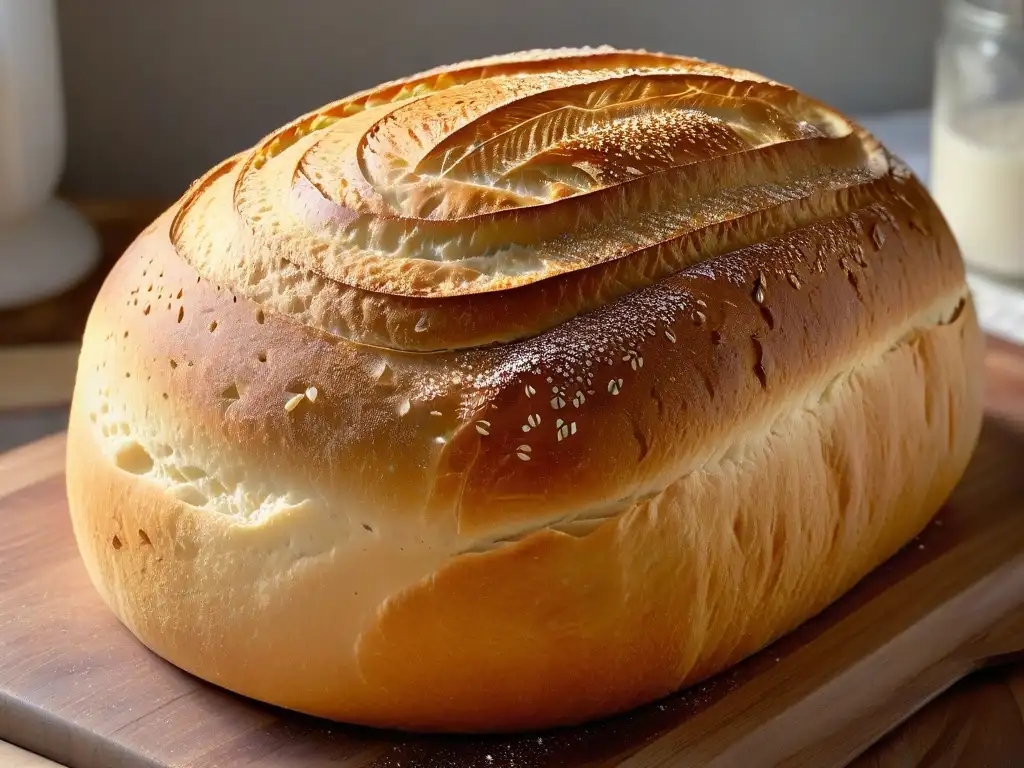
[0,339,1022,768]
[850,663,1024,768]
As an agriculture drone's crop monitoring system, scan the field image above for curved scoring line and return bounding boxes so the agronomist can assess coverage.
[406,71,843,182]
[234,166,895,354]
[174,51,759,259]
[433,98,739,184]
[170,154,243,250]
[167,130,896,355]
[428,100,792,209]
[346,130,868,231]
[352,72,852,221]
[281,131,881,286]
[227,50,712,224]
[270,132,884,301]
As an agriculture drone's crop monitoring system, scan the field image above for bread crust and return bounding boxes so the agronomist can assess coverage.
[66,47,985,732]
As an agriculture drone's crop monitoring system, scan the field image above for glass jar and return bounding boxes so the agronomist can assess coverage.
[931,0,1024,282]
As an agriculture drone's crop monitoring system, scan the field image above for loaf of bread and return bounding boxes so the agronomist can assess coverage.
[66,47,985,733]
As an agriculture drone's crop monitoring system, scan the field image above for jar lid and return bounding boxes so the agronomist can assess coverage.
[950,0,1024,31]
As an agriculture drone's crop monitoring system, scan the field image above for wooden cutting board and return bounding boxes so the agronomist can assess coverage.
[2,339,1023,768]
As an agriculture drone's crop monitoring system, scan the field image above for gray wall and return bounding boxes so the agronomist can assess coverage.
[57,0,942,199]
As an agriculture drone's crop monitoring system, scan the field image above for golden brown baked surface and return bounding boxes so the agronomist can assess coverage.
[66,47,985,732]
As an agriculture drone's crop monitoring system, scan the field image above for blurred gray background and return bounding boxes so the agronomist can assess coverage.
[56,0,943,200]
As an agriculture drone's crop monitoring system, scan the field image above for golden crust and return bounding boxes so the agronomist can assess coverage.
[169,48,879,351]
[66,47,985,732]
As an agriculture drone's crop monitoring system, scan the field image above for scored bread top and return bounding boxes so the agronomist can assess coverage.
[171,46,890,352]
[79,47,968,541]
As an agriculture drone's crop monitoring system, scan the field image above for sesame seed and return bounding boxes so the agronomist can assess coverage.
[284,393,305,412]
[693,310,707,326]
[556,418,565,428]
[525,384,536,397]
[665,329,677,343]
[570,422,577,435]
[475,422,490,436]
[550,395,566,410]
[305,386,319,402]
[788,273,803,290]
[517,452,531,462]
[517,444,532,453]
[522,425,531,432]
[608,379,623,395]
[754,271,767,304]
[430,410,443,417]
[696,299,708,308]
[528,414,541,428]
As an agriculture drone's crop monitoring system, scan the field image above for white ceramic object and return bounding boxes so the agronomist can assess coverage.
[0,0,98,310]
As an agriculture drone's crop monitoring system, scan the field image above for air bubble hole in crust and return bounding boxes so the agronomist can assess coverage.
[114,441,155,475]
[138,529,152,547]
[111,535,122,550]
[180,466,209,481]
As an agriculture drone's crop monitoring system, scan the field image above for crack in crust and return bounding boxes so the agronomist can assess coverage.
[168,47,891,352]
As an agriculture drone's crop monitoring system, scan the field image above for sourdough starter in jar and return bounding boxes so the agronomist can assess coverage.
[932,104,1024,279]
[931,0,1024,281]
